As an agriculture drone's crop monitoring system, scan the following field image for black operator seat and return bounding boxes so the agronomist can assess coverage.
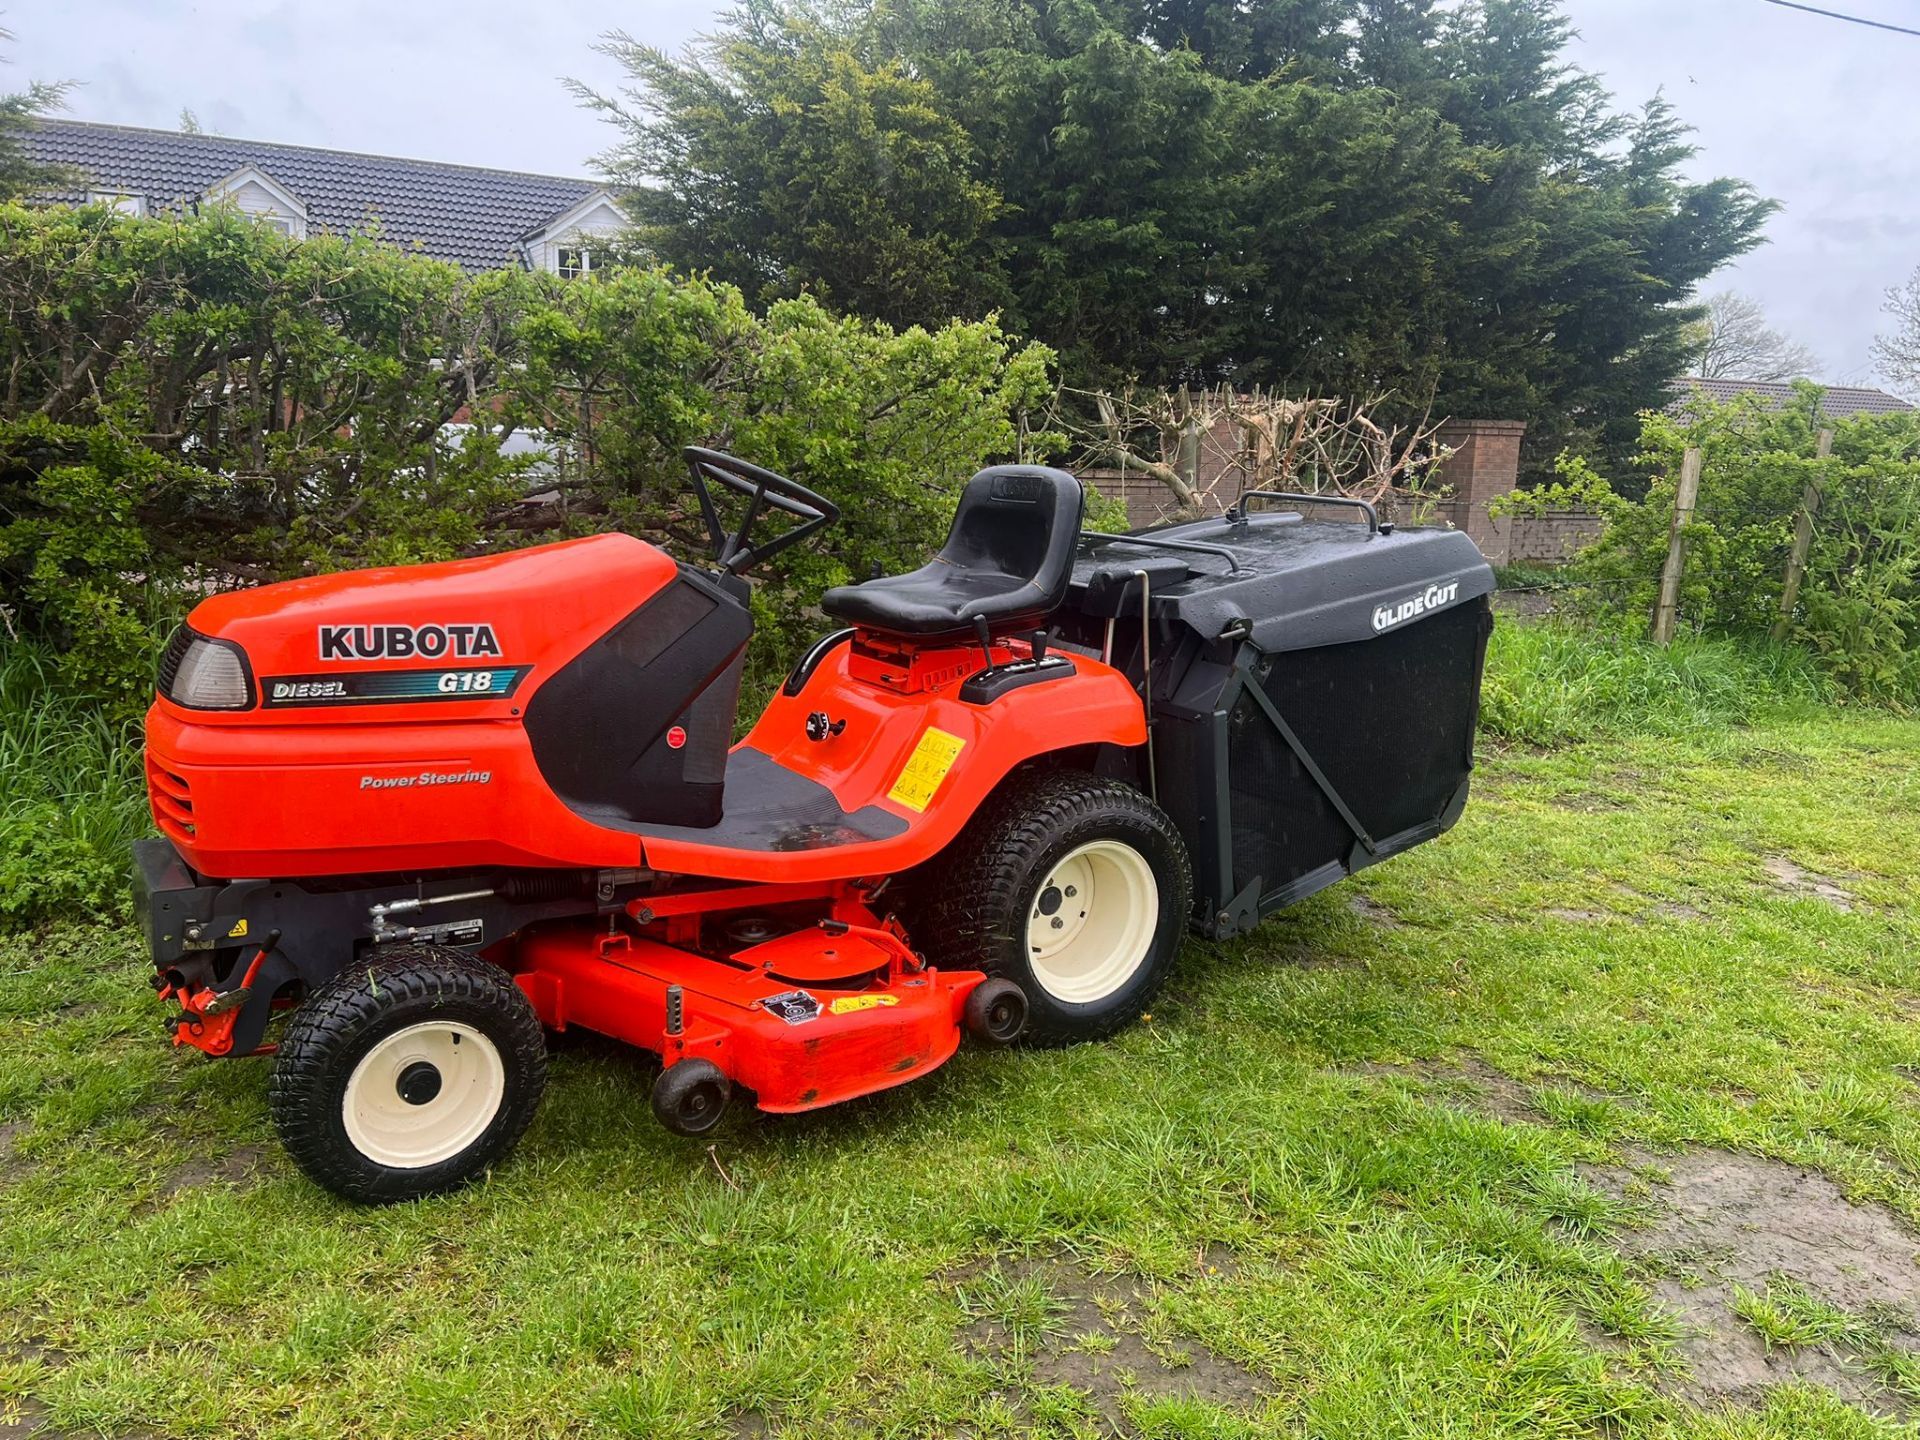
[821,466,1085,637]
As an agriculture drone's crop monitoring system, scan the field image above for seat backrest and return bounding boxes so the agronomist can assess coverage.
[940,465,1084,598]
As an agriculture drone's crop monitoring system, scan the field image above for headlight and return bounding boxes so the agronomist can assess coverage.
[158,625,255,710]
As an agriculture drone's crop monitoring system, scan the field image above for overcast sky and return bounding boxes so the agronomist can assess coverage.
[11,0,1916,382]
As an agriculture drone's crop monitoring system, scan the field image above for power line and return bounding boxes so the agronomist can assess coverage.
[1761,0,1920,36]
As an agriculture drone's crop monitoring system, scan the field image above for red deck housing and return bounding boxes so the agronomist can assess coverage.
[513,883,986,1111]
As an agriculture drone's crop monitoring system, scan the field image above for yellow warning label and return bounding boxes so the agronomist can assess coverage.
[227,918,249,939]
[829,994,900,1016]
[887,727,966,813]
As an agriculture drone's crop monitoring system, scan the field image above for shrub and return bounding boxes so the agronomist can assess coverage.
[0,203,1065,924]
[0,202,1059,707]
[1500,384,1920,704]
[521,278,1063,694]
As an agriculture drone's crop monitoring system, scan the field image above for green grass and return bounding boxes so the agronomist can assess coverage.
[1480,616,1841,746]
[1730,1277,1868,1353]
[0,641,146,926]
[3,684,1920,1434]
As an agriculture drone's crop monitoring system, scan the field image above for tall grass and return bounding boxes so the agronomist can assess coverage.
[1480,615,1841,746]
[0,642,148,925]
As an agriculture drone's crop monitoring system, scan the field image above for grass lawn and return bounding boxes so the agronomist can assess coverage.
[4,708,1920,1439]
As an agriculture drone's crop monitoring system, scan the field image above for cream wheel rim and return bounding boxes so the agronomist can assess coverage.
[1025,840,1160,1004]
[342,1021,505,1169]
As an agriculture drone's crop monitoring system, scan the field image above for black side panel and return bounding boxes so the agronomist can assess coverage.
[524,569,752,828]
[1158,596,1491,935]
[1143,679,1225,925]
[1224,686,1355,900]
[1257,599,1487,845]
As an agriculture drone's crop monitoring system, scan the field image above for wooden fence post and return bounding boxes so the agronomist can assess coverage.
[1771,427,1833,642]
[1652,446,1703,646]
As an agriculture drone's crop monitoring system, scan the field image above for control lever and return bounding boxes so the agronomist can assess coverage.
[955,621,1077,705]
[971,614,994,673]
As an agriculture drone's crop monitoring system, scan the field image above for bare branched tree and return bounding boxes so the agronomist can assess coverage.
[1048,385,1452,521]
[1871,268,1920,400]
[1689,291,1820,382]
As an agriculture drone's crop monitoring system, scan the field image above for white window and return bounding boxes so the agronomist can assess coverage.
[259,215,299,238]
[88,190,147,217]
[557,246,591,279]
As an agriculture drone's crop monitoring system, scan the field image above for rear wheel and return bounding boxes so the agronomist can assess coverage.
[270,945,546,1204]
[912,770,1190,1043]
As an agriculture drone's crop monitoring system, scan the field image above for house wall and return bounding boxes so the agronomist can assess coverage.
[220,178,289,218]
[203,173,307,237]
[524,199,629,274]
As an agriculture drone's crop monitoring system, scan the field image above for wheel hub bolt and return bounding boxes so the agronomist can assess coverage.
[1051,917,1064,929]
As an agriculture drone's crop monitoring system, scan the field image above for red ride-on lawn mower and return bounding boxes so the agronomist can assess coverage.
[135,448,1493,1202]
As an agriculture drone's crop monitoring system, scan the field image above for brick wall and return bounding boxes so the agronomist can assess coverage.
[1080,466,1204,529]
[1509,507,1606,564]
[1430,419,1526,564]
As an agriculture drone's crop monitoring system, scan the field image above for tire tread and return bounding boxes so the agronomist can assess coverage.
[269,945,546,1203]
[910,769,1191,1043]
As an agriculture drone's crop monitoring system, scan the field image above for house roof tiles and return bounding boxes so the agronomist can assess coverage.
[22,118,606,272]
[1670,376,1914,419]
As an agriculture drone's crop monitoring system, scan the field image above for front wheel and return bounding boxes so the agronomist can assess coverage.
[651,1058,732,1137]
[913,771,1191,1044]
[269,945,547,1204]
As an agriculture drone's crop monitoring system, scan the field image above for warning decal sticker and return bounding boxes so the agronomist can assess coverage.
[828,994,900,1016]
[886,727,966,813]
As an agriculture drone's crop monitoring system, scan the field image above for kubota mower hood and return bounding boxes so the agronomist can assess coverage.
[144,532,745,879]
[158,533,677,724]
